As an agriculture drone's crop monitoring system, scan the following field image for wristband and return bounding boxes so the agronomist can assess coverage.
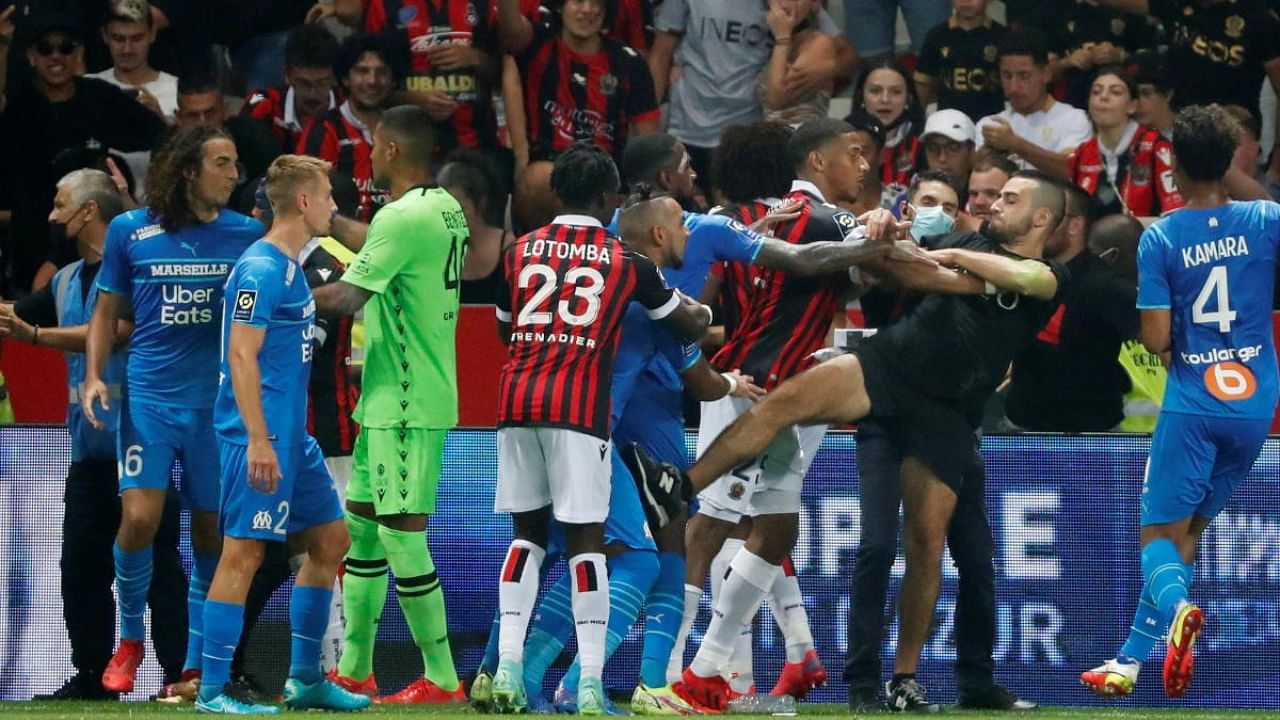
[984,281,997,295]
[774,36,791,45]
[721,372,738,396]
[701,303,714,325]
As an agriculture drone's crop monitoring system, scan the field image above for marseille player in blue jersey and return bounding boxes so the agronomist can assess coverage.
[1081,106,1280,700]
[196,156,368,714]
[81,126,263,696]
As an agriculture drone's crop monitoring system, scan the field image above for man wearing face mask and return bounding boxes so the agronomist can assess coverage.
[844,169,1033,713]
[1002,184,1138,431]
[0,169,189,699]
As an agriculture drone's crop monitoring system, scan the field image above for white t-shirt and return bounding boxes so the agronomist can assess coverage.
[87,68,177,202]
[975,98,1092,169]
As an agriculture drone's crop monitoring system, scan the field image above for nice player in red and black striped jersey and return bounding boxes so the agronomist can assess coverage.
[302,242,359,457]
[298,35,395,221]
[242,25,341,154]
[490,144,708,711]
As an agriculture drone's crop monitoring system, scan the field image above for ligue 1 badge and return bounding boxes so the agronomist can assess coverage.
[600,72,618,96]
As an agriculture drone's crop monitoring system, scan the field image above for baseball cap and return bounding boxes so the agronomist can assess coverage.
[1128,49,1174,90]
[922,109,976,145]
[28,13,84,46]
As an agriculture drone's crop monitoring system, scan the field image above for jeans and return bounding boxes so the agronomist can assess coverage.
[842,0,951,56]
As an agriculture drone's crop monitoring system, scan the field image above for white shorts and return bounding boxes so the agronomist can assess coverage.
[324,455,352,504]
[495,426,612,524]
[695,395,826,521]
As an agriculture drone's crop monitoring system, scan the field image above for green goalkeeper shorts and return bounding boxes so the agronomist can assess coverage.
[347,427,447,516]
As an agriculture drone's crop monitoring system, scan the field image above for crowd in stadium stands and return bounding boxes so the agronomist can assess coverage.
[1,0,1279,709]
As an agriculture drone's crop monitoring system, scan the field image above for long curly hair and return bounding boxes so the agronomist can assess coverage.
[146,125,233,232]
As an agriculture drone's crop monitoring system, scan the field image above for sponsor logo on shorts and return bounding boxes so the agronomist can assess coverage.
[252,509,272,530]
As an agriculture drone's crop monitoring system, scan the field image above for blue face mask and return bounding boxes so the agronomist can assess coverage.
[909,204,956,242]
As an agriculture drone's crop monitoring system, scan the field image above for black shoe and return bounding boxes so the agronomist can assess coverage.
[225,672,276,705]
[622,443,684,529]
[848,685,883,712]
[33,672,119,701]
[956,684,1037,711]
[884,678,942,713]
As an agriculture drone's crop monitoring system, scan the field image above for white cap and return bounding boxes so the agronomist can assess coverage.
[922,109,977,144]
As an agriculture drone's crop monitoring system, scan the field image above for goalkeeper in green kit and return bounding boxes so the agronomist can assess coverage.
[312,105,467,704]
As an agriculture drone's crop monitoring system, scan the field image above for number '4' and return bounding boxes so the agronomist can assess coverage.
[1191,265,1236,333]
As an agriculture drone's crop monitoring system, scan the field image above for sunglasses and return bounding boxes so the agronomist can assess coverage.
[36,39,80,56]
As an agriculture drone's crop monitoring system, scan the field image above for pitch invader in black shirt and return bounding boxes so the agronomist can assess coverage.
[914,0,1008,121]
[640,172,1069,713]
[1031,0,1155,108]
[1099,0,1280,166]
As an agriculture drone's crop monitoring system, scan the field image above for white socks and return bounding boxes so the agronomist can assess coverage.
[570,553,610,680]
[768,558,814,663]
[690,550,779,679]
[497,540,546,663]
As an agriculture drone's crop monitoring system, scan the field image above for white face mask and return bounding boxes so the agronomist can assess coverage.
[909,203,956,242]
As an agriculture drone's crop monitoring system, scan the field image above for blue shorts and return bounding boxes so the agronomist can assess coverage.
[549,446,656,554]
[1141,411,1269,526]
[219,436,345,542]
[118,397,220,512]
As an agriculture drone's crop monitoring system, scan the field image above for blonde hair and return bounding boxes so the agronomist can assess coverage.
[108,0,152,26]
[265,155,332,216]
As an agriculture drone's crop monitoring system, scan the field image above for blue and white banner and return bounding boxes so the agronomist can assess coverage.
[0,427,1276,707]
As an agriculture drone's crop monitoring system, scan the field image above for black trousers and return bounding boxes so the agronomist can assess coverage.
[61,459,188,682]
[843,422,996,694]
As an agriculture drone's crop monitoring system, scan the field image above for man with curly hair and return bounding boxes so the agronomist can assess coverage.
[82,125,263,699]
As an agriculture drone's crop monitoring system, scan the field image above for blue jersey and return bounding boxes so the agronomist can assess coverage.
[214,240,317,446]
[611,303,700,428]
[1136,200,1280,419]
[98,208,262,409]
[609,210,765,297]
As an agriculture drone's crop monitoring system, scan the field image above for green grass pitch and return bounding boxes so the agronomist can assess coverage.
[0,703,1274,719]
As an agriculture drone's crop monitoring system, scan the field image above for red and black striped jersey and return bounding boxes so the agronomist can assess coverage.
[880,133,921,188]
[712,185,859,389]
[242,85,338,155]
[711,200,773,340]
[364,0,502,153]
[298,103,387,221]
[516,25,659,164]
[495,216,679,439]
[302,242,360,456]
[604,0,653,51]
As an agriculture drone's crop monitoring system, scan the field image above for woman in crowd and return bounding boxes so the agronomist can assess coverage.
[759,0,839,126]
[853,60,923,204]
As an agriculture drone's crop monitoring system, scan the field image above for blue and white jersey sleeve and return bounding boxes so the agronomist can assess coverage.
[1136,224,1172,310]
[694,213,765,264]
[227,256,286,328]
[97,210,143,295]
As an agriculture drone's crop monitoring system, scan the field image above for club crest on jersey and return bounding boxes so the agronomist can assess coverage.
[232,289,258,322]
[251,510,272,530]
[599,73,619,96]
[728,481,746,500]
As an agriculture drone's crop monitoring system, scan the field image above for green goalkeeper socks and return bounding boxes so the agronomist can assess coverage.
[379,525,459,692]
[338,513,388,681]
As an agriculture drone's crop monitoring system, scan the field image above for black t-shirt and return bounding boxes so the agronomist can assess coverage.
[1148,0,1280,122]
[13,260,101,328]
[915,19,1007,121]
[862,231,1069,414]
[1005,250,1138,431]
[1032,0,1156,108]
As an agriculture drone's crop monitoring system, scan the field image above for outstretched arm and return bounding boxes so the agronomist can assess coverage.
[312,280,373,316]
[930,248,1060,300]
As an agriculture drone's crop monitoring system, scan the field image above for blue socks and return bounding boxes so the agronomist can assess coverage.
[522,572,575,700]
[113,542,153,641]
[199,600,246,702]
[289,585,333,684]
[560,550,660,695]
[185,553,217,672]
[1142,539,1189,622]
[641,552,686,688]
[1118,580,1164,663]
[479,611,502,675]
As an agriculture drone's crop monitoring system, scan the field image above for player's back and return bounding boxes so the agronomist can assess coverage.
[97,208,262,408]
[214,240,316,446]
[712,191,854,388]
[497,219,668,439]
[1138,200,1280,418]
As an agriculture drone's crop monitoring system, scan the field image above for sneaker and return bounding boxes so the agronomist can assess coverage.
[1081,658,1140,698]
[491,658,528,714]
[283,676,372,711]
[631,683,704,715]
[375,677,467,704]
[327,669,379,698]
[623,443,684,530]
[577,677,607,716]
[102,639,145,693]
[884,677,941,713]
[847,686,882,713]
[1165,602,1204,698]
[156,669,201,704]
[34,672,119,701]
[673,668,731,713]
[471,671,494,711]
[770,649,827,700]
[195,692,282,715]
[956,684,1037,710]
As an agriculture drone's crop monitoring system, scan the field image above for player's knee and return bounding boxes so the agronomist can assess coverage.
[221,538,267,576]
[311,521,351,566]
[903,521,946,563]
[117,506,161,549]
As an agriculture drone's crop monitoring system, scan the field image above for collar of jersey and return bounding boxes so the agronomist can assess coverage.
[790,180,826,203]
[552,214,604,228]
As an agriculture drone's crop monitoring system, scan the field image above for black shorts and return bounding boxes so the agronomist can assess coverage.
[855,348,981,493]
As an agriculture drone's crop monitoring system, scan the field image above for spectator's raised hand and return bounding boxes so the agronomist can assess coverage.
[414,89,459,121]
[305,2,336,23]
[981,117,1019,153]
[0,6,15,43]
[135,87,164,119]
[428,43,484,71]
[766,0,798,39]
[1090,42,1123,66]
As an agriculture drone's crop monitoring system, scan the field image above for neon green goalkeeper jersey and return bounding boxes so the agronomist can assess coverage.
[342,186,466,429]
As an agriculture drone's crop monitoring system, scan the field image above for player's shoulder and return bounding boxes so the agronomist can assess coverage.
[109,207,160,235]
[807,201,860,235]
[215,209,267,236]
